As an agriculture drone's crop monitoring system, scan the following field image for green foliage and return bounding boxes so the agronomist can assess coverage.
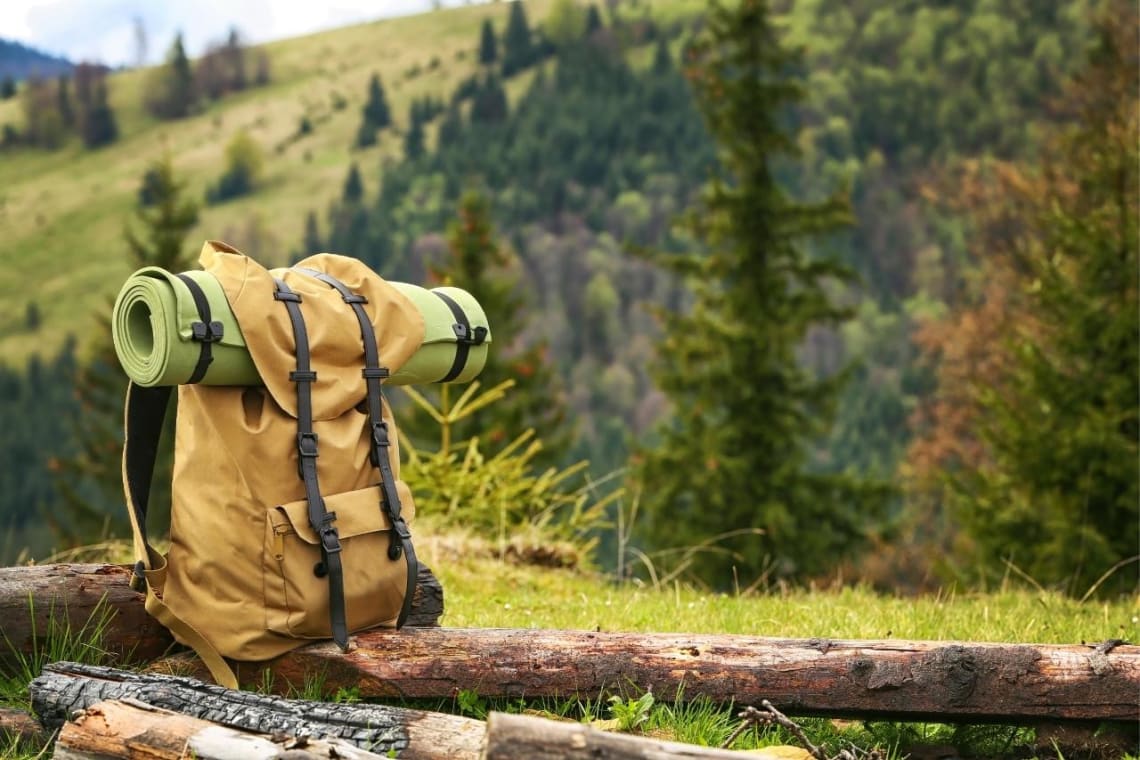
[144,32,197,119]
[400,190,571,467]
[0,596,115,709]
[951,8,1139,597]
[79,78,118,148]
[404,111,425,160]
[355,72,392,149]
[545,0,588,49]
[635,0,891,587]
[456,687,489,719]
[608,689,654,732]
[400,380,615,554]
[502,0,537,77]
[207,129,263,204]
[53,155,198,545]
[342,163,364,205]
[479,18,498,65]
[0,75,15,100]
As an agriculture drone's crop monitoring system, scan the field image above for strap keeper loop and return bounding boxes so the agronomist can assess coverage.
[290,369,318,383]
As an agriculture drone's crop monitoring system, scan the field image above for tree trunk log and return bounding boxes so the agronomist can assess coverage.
[0,562,443,672]
[53,699,388,759]
[249,628,1139,724]
[30,662,484,760]
[482,711,766,759]
[0,707,44,746]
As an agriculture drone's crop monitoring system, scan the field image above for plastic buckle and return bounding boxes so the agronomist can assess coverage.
[369,422,389,467]
[472,326,488,345]
[191,321,224,342]
[320,524,342,555]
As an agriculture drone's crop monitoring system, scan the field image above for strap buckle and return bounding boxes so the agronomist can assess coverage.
[319,524,342,555]
[191,321,224,342]
[452,324,489,345]
[369,422,389,466]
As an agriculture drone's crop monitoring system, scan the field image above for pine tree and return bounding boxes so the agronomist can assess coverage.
[363,72,391,129]
[652,35,672,74]
[585,4,603,35]
[401,191,570,466]
[0,76,15,100]
[404,111,425,160]
[501,0,534,77]
[56,75,74,128]
[470,74,508,124]
[80,79,118,148]
[55,156,199,543]
[145,32,197,119]
[342,163,364,204]
[438,102,463,148]
[946,4,1139,596]
[634,0,889,586]
[479,19,498,65]
[302,210,322,256]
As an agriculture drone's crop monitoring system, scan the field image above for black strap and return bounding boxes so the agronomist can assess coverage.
[125,382,174,589]
[432,290,487,383]
[295,267,418,628]
[273,277,349,651]
[175,274,224,385]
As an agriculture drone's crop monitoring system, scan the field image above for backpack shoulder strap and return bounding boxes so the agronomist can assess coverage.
[122,381,239,689]
[295,267,418,627]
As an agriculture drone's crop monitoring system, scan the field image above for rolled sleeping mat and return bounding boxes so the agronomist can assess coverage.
[112,267,491,387]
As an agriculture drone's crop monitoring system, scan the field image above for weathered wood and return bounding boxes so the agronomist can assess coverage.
[0,562,444,672]
[31,662,484,760]
[482,711,768,759]
[250,628,1140,724]
[0,707,44,745]
[53,699,387,759]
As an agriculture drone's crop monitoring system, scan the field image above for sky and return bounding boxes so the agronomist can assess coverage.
[1,0,487,67]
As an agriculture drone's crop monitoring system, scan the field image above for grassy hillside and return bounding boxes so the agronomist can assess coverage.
[0,0,592,362]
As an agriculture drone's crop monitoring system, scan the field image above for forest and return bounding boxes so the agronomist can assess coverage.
[0,0,1135,599]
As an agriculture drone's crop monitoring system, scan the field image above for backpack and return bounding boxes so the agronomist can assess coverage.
[120,242,483,688]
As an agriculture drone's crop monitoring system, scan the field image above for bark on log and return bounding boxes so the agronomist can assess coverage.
[31,662,484,760]
[54,699,388,759]
[0,562,444,672]
[251,628,1139,724]
[482,711,763,759]
[0,707,44,746]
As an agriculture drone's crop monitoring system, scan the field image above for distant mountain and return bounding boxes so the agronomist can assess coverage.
[0,38,73,81]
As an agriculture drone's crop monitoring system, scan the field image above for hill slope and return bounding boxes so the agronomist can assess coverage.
[0,0,586,361]
[0,38,73,80]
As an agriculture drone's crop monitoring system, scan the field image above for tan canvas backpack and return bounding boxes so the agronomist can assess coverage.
[122,242,450,688]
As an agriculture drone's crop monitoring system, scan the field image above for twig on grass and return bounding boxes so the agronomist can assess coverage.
[721,699,882,760]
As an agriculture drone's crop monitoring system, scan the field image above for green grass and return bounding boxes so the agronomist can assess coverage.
[1,536,1135,759]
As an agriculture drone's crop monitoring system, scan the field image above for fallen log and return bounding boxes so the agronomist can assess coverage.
[242,628,1139,724]
[482,711,769,759]
[0,707,44,746]
[0,562,444,671]
[31,662,484,760]
[53,699,387,759]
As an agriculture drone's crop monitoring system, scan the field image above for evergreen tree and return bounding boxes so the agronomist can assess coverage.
[55,156,199,543]
[634,0,889,586]
[80,79,117,148]
[470,74,508,124]
[404,111,425,160]
[355,72,391,149]
[585,4,603,35]
[652,35,672,74]
[56,75,74,128]
[479,19,498,65]
[948,5,1138,596]
[401,191,570,466]
[501,0,534,77]
[302,210,322,254]
[342,163,364,204]
[363,72,391,129]
[145,32,197,119]
[0,76,15,100]
[438,102,463,148]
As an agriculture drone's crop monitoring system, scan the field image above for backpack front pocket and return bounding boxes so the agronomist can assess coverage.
[264,483,414,639]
